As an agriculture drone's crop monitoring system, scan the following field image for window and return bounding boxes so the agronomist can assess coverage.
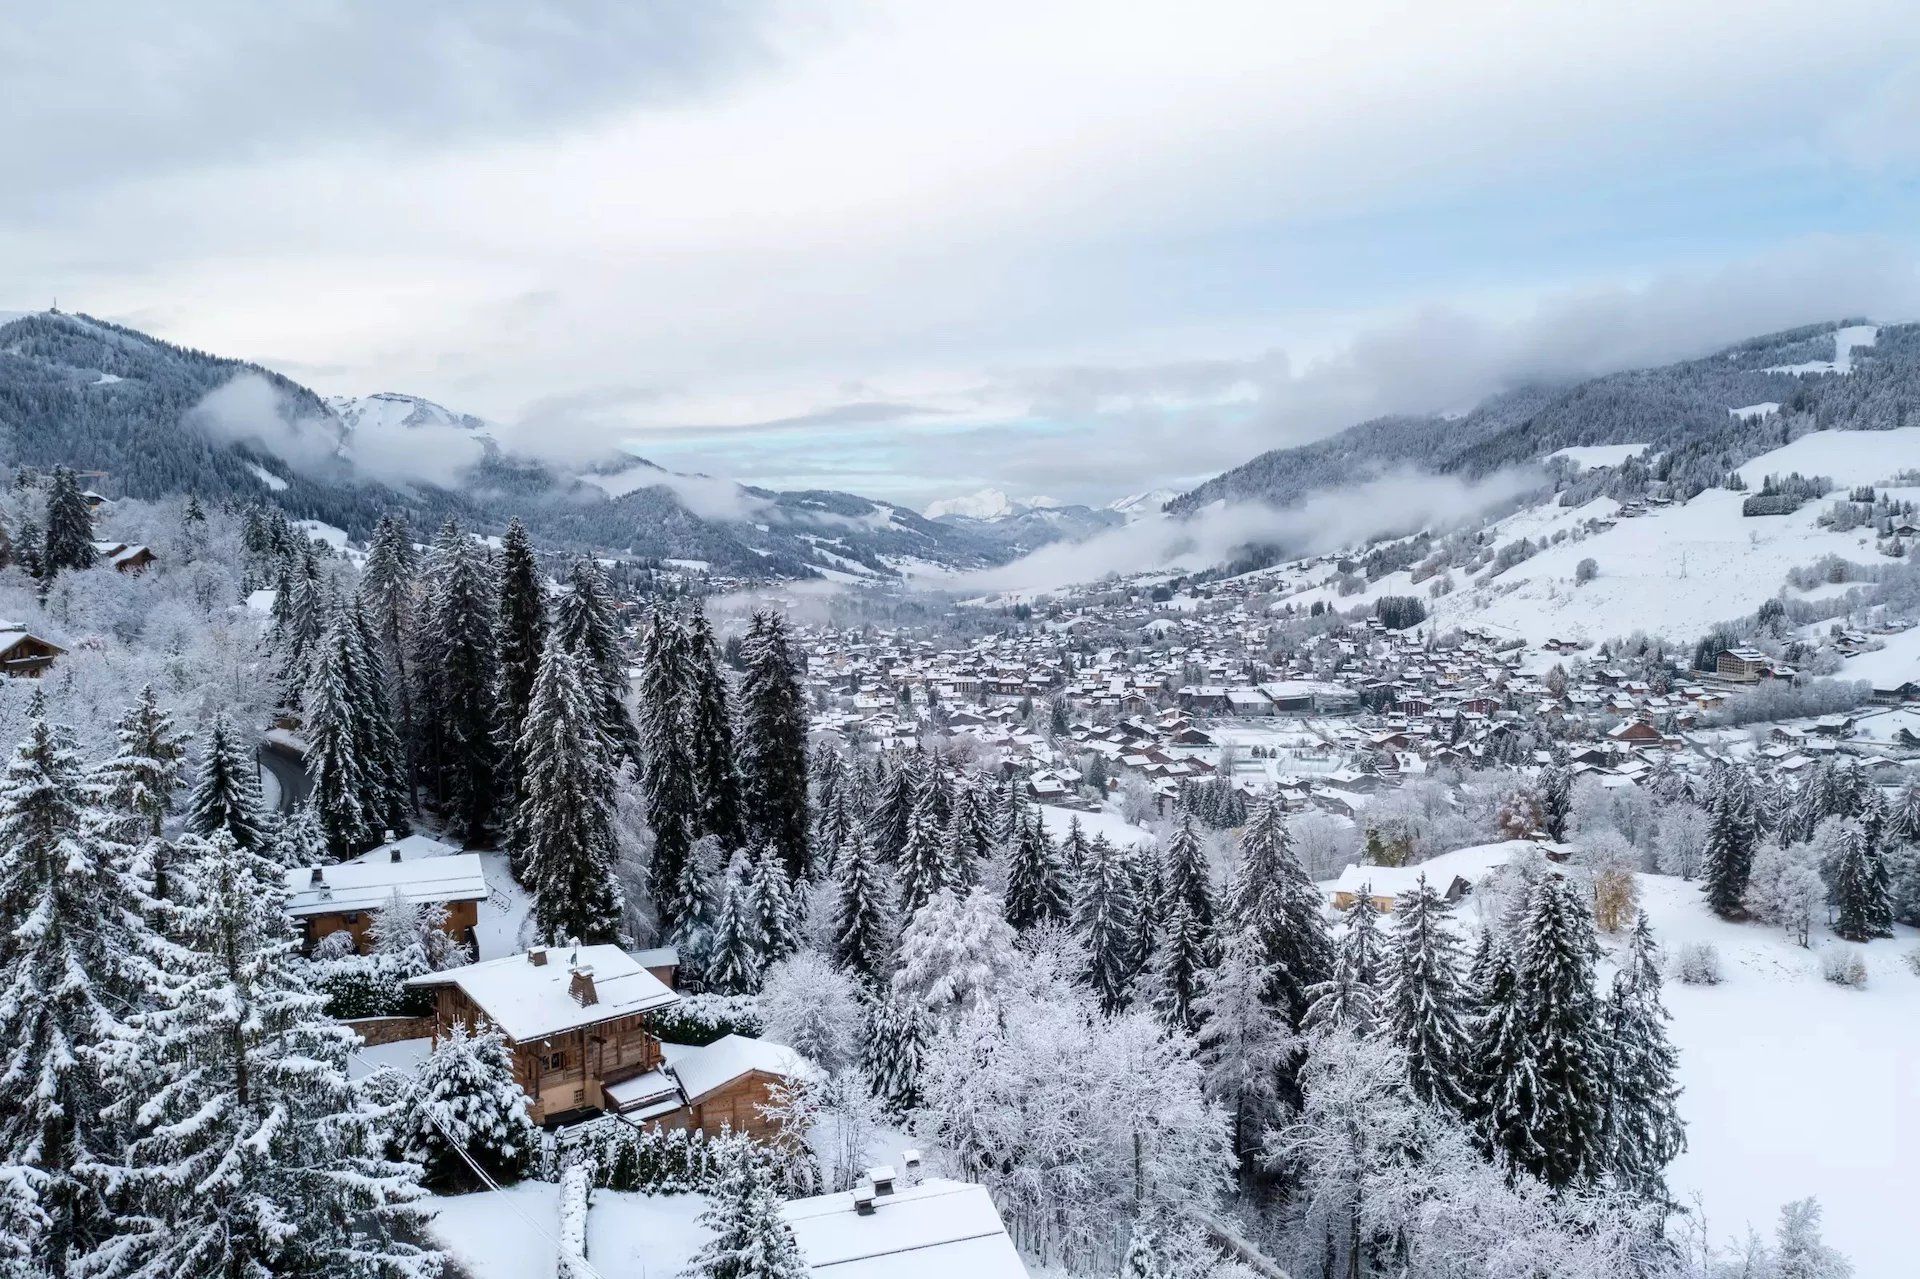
[539,1050,568,1072]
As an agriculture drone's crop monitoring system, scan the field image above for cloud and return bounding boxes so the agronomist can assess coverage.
[186,374,342,473]
[943,468,1540,595]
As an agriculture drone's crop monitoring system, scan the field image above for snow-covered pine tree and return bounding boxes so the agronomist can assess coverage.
[0,702,175,1278]
[737,610,811,876]
[706,869,766,996]
[685,607,745,850]
[863,753,921,862]
[1492,873,1608,1190]
[41,466,97,578]
[494,516,546,810]
[1160,814,1216,943]
[667,835,722,987]
[517,645,624,945]
[1382,875,1472,1115]
[391,1022,538,1190]
[892,888,1018,1022]
[1890,782,1920,846]
[810,748,852,866]
[361,511,421,806]
[554,557,641,767]
[861,993,929,1116]
[302,607,380,859]
[1462,933,1522,1150]
[1536,761,1573,840]
[830,828,897,986]
[92,685,191,898]
[1828,820,1893,941]
[638,607,699,919]
[1599,912,1685,1202]
[1147,894,1211,1032]
[1058,815,1093,888]
[894,786,951,918]
[1304,886,1385,1036]
[1003,813,1071,931]
[348,590,412,840]
[270,544,327,713]
[1702,762,1759,919]
[685,1136,809,1279]
[414,519,501,844]
[1076,833,1141,1012]
[750,847,800,968]
[90,830,438,1279]
[1194,923,1293,1165]
[947,775,996,870]
[1229,796,1334,1027]
[1118,1228,1168,1279]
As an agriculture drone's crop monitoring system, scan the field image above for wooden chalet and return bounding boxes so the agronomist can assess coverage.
[285,844,487,956]
[92,541,157,573]
[407,944,813,1133]
[0,622,65,677]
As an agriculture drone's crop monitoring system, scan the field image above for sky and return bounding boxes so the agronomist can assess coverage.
[8,1,1920,508]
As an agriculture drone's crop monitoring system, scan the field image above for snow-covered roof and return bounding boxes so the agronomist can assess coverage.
[406,944,679,1042]
[781,1177,1029,1279]
[343,832,462,865]
[284,853,489,918]
[661,1033,816,1103]
[1325,839,1533,899]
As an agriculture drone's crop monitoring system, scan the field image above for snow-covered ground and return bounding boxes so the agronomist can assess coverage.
[1841,625,1920,688]
[424,1184,711,1279]
[247,462,289,492]
[1548,443,1648,470]
[1761,324,1878,376]
[1035,802,1154,848]
[1734,426,1920,489]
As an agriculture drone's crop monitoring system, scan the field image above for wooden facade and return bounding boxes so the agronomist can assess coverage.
[0,631,64,677]
[303,897,479,957]
[650,1070,792,1141]
[429,982,665,1125]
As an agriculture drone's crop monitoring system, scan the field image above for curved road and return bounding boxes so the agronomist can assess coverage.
[257,739,312,815]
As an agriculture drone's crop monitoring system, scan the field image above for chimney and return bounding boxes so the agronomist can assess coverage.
[569,966,599,1007]
[383,829,397,844]
[867,1165,896,1196]
[389,847,403,863]
[852,1184,876,1216]
[308,867,325,887]
[528,946,548,967]
[902,1150,922,1187]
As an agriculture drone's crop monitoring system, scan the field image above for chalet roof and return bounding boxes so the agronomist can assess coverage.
[284,852,488,918]
[663,1033,816,1104]
[406,944,678,1041]
[781,1177,1029,1279]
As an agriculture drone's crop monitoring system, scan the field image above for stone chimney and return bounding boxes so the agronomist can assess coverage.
[866,1165,896,1196]
[528,946,548,967]
[852,1183,876,1216]
[389,847,403,863]
[568,965,599,1006]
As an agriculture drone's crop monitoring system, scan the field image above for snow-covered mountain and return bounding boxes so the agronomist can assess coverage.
[923,488,1066,520]
[1106,489,1177,520]
[325,391,491,438]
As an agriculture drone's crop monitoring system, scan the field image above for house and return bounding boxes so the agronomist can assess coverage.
[0,622,65,677]
[285,850,488,956]
[91,541,157,573]
[407,945,813,1133]
[1716,647,1769,682]
[781,1158,1030,1279]
[1324,840,1529,912]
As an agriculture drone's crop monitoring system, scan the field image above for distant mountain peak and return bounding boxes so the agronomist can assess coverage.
[924,488,1024,520]
[1106,489,1177,519]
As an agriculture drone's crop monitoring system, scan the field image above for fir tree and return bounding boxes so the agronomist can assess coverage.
[685,607,745,850]
[669,835,723,987]
[90,831,437,1279]
[750,848,800,968]
[270,545,327,713]
[391,1022,538,1191]
[554,557,640,766]
[41,467,97,578]
[1491,874,1607,1190]
[1002,814,1071,931]
[1118,1228,1168,1279]
[92,686,191,898]
[895,787,951,918]
[861,994,928,1117]
[737,611,811,876]
[1381,876,1472,1115]
[1077,833,1141,1012]
[1229,797,1334,1027]
[1147,895,1212,1032]
[494,516,546,808]
[302,608,380,858]
[1702,762,1759,919]
[517,646,624,945]
[1829,821,1893,941]
[638,607,700,920]
[361,512,421,807]
[707,870,765,996]
[864,754,921,863]
[1195,924,1293,1165]
[1462,934,1522,1148]
[1160,814,1216,942]
[414,520,501,844]
[1304,888,1384,1036]
[686,1137,809,1279]
[0,704,173,1278]
[1599,913,1685,1202]
[830,828,896,986]
[348,591,412,840]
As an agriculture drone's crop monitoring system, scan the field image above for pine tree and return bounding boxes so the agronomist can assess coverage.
[1462,935,1522,1148]
[1829,820,1893,941]
[554,557,640,766]
[1536,762,1573,840]
[1160,814,1216,942]
[861,994,929,1116]
[1146,895,1211,1032]
[494,516,547,808]
[1077,833,1141,1012]
[1002,814,1071,931]
[737,610,811,876]
[1195,924,1293,1165]
[348,591,411,840]
[864,754,921,862]
[40,467,97,578]
[517,646,624,945]
[1304,888,1384,1036]
[1491,874,1607,1190]
[414,520,501,843]
[391,1022,538,1191]
[93,686,191,898]
[707,869,765,996]
[830,828,896,986]
[302,608,380,858]
[1702,762,1759,919]
[685,607,745,850]
[361,512,421,807]
[1118,1227,1169,1279]
[0,703,174,1278]
[1229,796,1333,1027]
[750,848,800,968]
[1600,913,1685,1201]
[270,545,327,713]
[686,1138,809,1279]
[1381,876,1472,1115]
[895,787,951,918]
[90,831,437,1279]
[638,607,700,920]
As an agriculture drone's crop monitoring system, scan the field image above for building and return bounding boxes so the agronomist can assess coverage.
[407,944,812,1132]
[285,848,487,956]
[0,622,65,677]
[1716,647,1769,682]
[91,541,157,573]
[781,1158,1030,1279]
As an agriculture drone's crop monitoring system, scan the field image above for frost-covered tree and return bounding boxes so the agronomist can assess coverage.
[553,557,640,768]
[1195,924,1294,1164]
[179,720,268,854]
[390,1022,537,1191]
[91,831,437,1279]
[1304,887,1385,1036]
[737,610,810,875]
[518,645,623,945]
[638,607,699,918]
[303,608,382,858]
[829,828,896,986]
[684,607,744,850]
[864,753,921,863]
[1383,876,1472,1115]
[895,787,951,919]
[93,686,191,898]
[1003,814,1071,931]
[1160,814,1216,942]
[1145,895,1211,1032]
[0,705,173,1278]
[892,888,1019,1024]
[707,869,765,996]
[1076,834,1141,1012]
[1744,842,1824,946]
[861,993,929,1117]
[361,512,420,803]
[1229,798,1334,1027]
[749,848,801,968]
[494,516,546,806]
[1768,1198,1853,1279]
[1702,762,1759,919]
[685,1137,808,1279]
[1828,820,1893,942]
[758,953,865,1074]
[1599,913,1685,1202]
[413,519,500,843]
[42,467,98,579]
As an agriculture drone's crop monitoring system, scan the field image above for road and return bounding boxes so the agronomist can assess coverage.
[256,739,311,815]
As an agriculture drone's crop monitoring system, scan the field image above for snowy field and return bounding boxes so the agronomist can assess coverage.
[1035,802,1154,848]
[1842,625,1920,688]
[425,1184,713,1279]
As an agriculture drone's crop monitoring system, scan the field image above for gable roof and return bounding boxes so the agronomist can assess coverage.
[405,944,678,1041]
[781,1178,1028,1279]
[662,1033,816,1103]
[284,852,489,918]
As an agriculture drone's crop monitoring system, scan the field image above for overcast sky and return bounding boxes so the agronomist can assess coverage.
[8,1,1920,507]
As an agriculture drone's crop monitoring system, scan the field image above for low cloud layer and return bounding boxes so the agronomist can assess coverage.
[942,468,1540,596]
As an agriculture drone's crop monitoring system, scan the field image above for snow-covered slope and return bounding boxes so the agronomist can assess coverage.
[925,488,1027,520]
[1107,489,1178,519]
[1761,323,1878,376]
[326,391,491,437]
[1548,444,1647,471]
